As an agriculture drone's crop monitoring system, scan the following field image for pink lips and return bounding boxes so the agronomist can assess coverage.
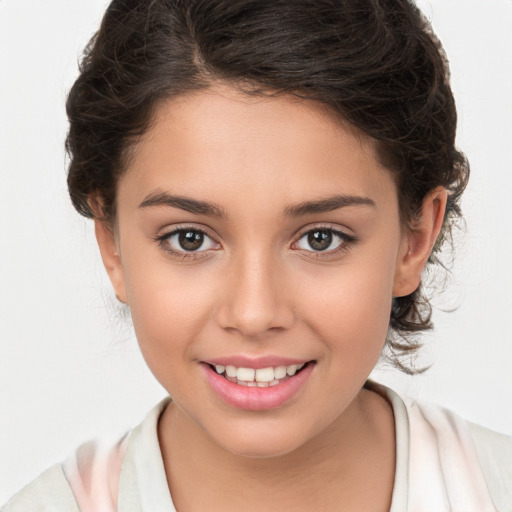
[200,360,314,411]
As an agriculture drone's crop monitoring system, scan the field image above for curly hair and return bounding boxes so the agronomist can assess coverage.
[66,0,469,373]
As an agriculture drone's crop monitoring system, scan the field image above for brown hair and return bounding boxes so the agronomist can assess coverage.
[66,0,469,372]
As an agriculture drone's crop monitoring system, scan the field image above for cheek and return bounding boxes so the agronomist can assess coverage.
[120,244,219,369]
[126,278,212,394]
[298,252,396,353]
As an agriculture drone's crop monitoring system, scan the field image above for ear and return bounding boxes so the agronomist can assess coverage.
[393,187,448,297]
[94,218,128,304]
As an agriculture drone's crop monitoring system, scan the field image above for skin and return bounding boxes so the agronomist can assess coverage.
[95,86,447,511]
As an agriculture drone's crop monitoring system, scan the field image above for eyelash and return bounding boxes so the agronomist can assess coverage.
[154,225,357,261]
[293,225,357,259]
[154,225,219,261]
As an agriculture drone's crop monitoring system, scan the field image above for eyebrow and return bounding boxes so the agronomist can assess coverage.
[139,191,375,218]
[283,194,376,217]
[139,192,227,218]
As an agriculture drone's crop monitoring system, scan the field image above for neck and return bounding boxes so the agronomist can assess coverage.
[158,388,395,512]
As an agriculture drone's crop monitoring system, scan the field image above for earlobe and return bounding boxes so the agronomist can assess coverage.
[94,218,128,304]
[393,187,448,297]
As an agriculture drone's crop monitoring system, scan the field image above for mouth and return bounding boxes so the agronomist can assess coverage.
[200,359,315,411]
[206,361,311,387]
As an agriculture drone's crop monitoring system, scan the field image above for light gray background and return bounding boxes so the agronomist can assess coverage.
[1,0,511,503]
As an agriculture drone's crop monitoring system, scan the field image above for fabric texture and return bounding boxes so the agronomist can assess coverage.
[2,382,511,511]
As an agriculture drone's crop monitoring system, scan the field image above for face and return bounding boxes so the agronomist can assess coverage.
[98,86,437,458]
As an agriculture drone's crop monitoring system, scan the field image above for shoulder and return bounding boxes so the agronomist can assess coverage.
[2,434,131,512]
[1,464,80,512]
[467,420,512,511]
[407,395,512,512]
[2,398,172,512]
[368,381,512,511]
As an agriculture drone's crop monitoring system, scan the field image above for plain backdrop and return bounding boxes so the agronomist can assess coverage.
[1,0,511,503]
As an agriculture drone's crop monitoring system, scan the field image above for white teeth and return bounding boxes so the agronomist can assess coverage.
[255,367,275,383]
[225,365,237,378]
[274,366,287,379]
[212,362,308,385]
[237,367,255,381]
[286,365,298,376]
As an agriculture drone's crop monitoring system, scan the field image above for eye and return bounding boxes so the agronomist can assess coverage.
[294,227,355,253]
[158,228,219,254]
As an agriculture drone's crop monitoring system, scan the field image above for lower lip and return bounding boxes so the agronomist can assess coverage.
[201,363,314,411]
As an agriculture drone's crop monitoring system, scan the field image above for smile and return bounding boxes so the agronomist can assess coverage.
[201,360,315,411]
[212,363,307,387]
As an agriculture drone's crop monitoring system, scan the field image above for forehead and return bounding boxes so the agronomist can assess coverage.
[119,86,397,213]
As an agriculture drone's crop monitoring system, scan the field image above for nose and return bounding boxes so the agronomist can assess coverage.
[215,251,295,338]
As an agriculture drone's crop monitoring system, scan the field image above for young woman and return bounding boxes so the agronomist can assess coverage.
[2,1,511,510]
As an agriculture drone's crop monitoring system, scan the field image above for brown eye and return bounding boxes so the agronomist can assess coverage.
[163,229,219,253]
[308,230,333,251]
[179,230,205,251]
[295,228,351,253]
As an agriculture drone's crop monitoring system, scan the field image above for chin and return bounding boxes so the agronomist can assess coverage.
[207,420,311,459]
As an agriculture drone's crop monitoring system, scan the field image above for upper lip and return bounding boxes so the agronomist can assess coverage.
[203,355,312,369]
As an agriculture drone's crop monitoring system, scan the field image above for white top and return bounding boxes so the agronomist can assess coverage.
[3,382,511,511]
